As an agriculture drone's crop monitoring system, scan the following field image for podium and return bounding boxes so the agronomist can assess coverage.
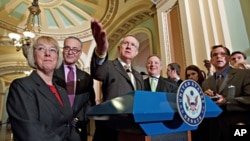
[87,81,222,141]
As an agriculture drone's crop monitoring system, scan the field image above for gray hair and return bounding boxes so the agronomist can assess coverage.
[27,36,63,69]
[64,36,82,49]
[119,34,140,49]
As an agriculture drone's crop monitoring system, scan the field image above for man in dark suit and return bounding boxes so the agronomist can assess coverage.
[54,36,96,141]
[166,63,183,86]
[202,45,250,141]
[143,55,188,141]
[90,19,145,141]
[144,55,178,93]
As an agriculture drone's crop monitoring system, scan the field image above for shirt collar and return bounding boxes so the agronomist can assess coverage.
[150,75,160,79]
[64,64,76,71]
[118,58,131,69]
[215,66,230,78]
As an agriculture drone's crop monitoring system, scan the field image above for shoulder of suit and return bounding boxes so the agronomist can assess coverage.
[230,68,250,75]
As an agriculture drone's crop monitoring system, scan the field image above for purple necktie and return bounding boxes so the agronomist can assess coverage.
[66,66,75,106]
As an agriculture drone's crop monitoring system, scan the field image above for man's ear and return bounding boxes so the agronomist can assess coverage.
[135,49,138,56]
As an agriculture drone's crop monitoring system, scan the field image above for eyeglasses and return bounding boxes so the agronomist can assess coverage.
[35,46,58,54]
[63,46,81,54]
[121,41,138,48]
[211,52,228,57]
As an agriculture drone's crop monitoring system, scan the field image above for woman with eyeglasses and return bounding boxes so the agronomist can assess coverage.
[6,36,74,141]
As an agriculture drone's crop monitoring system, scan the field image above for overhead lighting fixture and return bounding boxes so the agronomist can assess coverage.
[8,0,41,51]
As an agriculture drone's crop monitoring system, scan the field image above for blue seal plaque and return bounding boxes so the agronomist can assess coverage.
[177,80,206,126]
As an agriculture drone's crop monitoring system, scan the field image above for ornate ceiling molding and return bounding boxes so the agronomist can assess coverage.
[0,0,117,40]
[107,11,153,49]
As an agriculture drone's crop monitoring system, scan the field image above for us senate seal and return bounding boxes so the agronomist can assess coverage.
[176,80,206,126]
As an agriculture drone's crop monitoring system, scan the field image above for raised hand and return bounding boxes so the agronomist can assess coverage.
[91,19,109,56]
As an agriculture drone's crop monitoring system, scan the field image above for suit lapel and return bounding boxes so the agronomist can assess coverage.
[54,65,66,87]
[156,77,164,91]
[219,69,235,93]
[144,78,150,91]
[113,59,131,80]
[132,69,144,89]
[73,68,85,108]
[113,59,143,90]
[207,76,217,92]
[55,84,72,114]
[30,72,72,115]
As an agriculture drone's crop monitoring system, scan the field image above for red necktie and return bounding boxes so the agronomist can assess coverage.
[66,66,75,106]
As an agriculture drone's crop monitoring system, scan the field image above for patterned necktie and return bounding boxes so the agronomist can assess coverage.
[216,74,223,93]
[150,78,157,92]
[124,64,136,89]
[66,66,75,106]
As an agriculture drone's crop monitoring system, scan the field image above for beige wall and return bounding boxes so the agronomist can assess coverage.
[156,0,249,77]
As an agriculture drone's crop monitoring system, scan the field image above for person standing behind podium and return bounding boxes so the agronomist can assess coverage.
[166,63,183,86]
[144,55,177,93]
[202,45,250,141]
[53,36,96,141]
[90,19,144,141]
[144,55,189,141]
[184,65,207,141]
[7,36,73,141]
[185,65,206,86]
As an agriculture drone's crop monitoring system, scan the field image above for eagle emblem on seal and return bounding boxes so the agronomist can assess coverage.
[185,90,199,114]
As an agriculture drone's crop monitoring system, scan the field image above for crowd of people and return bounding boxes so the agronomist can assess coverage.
[6,19,250,141]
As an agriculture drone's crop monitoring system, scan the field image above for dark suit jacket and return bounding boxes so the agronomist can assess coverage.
[201,67,250,141]
[144,76,178,93]
[53,64,96,141]
[202,67,250,112]
[7,71,73,141]
[176,79,183,86]
[91,54,145,141]
[91,55,144,101]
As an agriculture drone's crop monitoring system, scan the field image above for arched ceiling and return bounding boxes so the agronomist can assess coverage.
[0,0,113,38]
[0,0,154,84]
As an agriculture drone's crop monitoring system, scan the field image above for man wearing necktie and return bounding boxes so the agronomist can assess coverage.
[201,45,250,141]
[216,73,223,93]
[124,64,136,89]
[143,55,187,141]
[91,20,145,141]
[144,55,178,93]
[54,36,96,141]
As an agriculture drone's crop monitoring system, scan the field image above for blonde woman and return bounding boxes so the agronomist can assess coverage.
[7,36,74,141]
